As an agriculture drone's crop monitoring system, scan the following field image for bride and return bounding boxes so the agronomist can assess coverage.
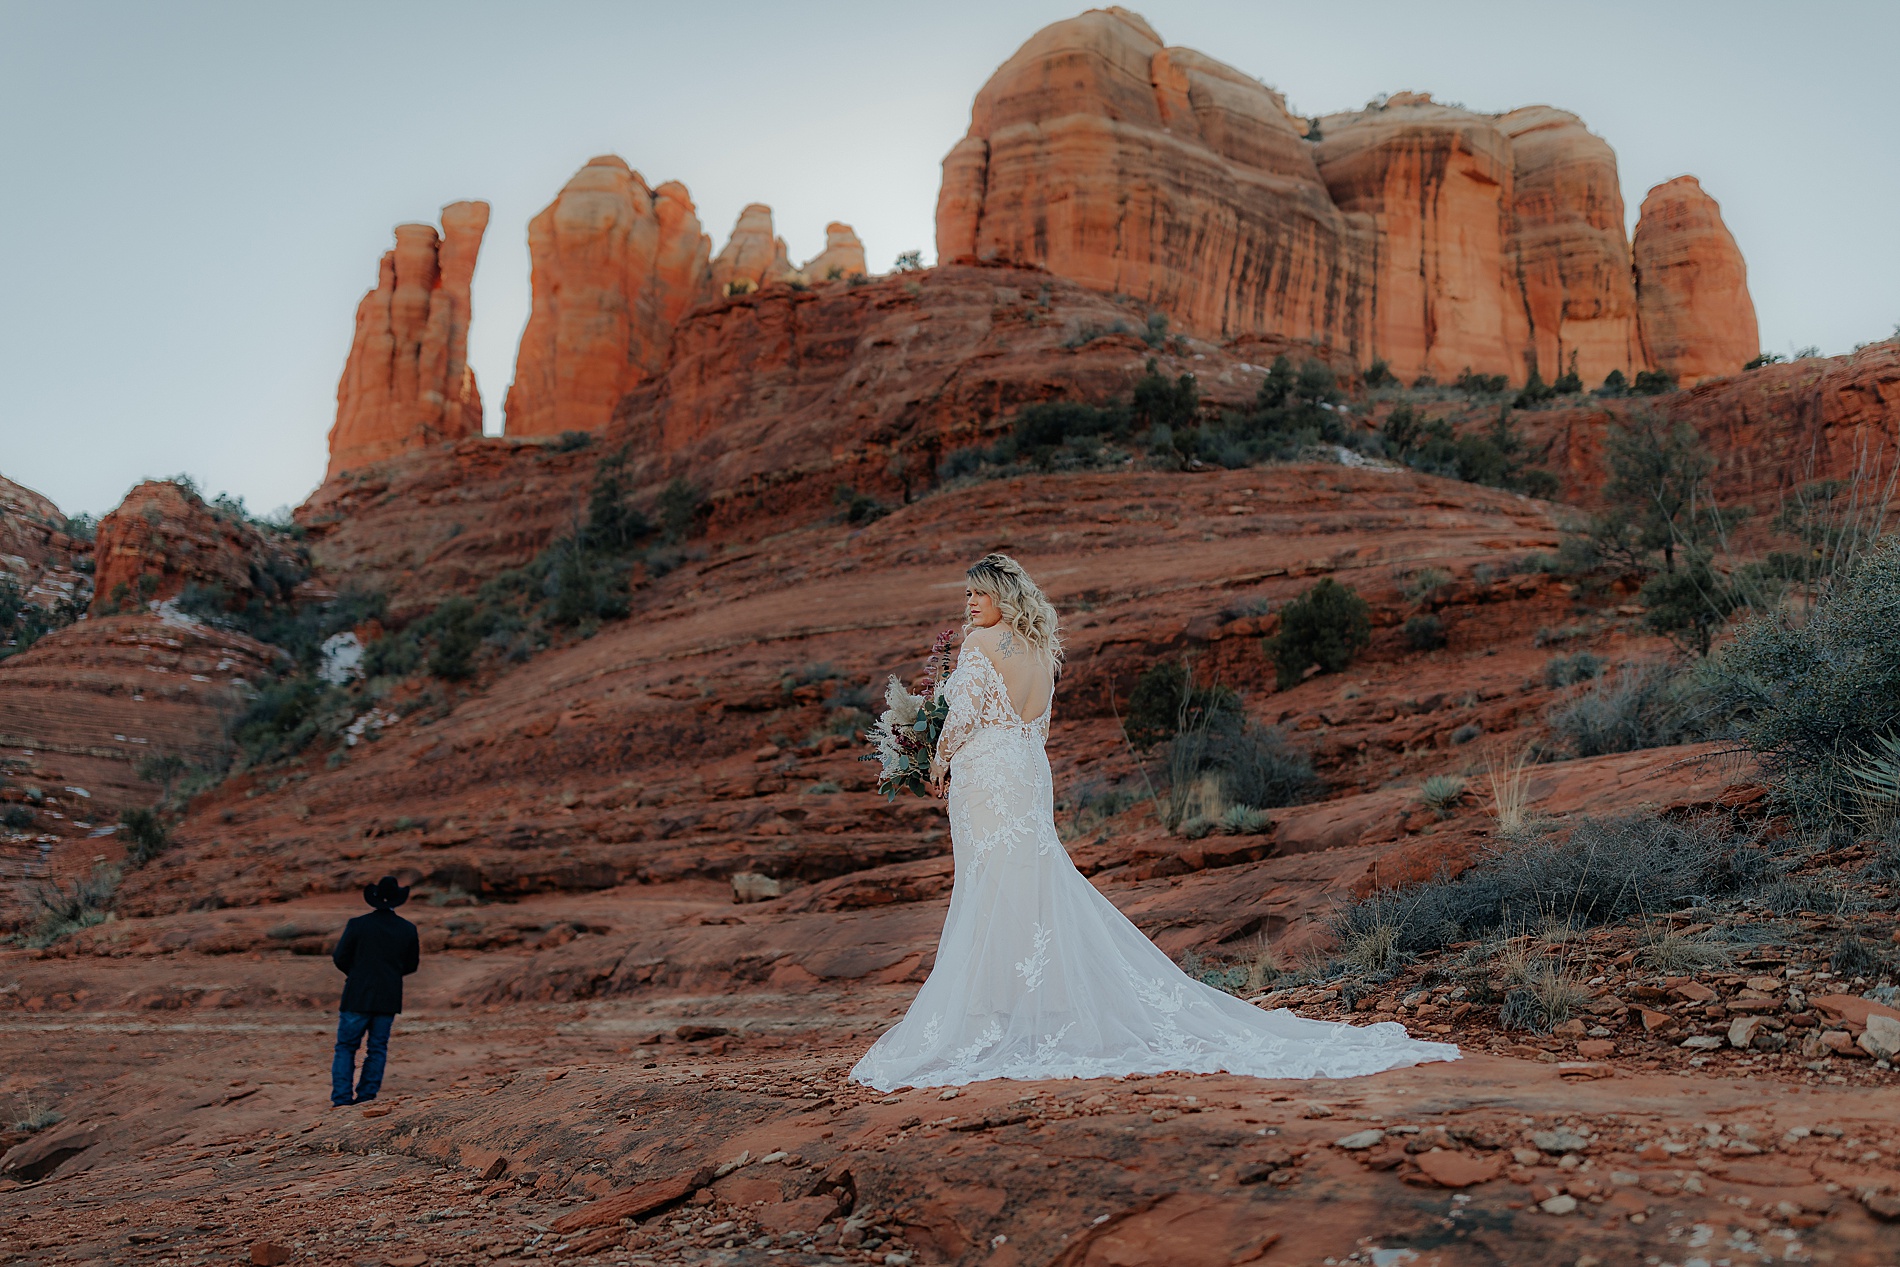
[850,554,1457,1090]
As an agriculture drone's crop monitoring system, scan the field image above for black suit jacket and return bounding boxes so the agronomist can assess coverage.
[332,909,420,1014]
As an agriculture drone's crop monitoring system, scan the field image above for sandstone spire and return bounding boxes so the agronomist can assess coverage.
[801,223,868,283]
[503,156,713,438]
[326,201,489,479]
[1634,176,1760,385]
[710,204,794,295]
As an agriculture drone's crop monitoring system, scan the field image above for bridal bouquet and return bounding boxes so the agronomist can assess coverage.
[863,629,956,799]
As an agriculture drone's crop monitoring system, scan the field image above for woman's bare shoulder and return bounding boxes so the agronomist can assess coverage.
[960,625,1006,668]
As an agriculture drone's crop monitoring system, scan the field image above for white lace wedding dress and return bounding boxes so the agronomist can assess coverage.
[850,650,1459,1090]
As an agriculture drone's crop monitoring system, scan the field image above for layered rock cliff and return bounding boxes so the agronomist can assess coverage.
[90,480,300,617]
[938,8,1755,386]
[502,157,714,438]
[327,201,489,479]
[1634,176,1760,386]
[0,474,90,620]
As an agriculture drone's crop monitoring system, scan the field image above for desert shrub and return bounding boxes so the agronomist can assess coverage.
[1122,660,1240,748]
[119,807,170,867]
[552,430,593,452]
[1632,369,1678,396]
[1551,353,1583,395]
[1703,537,1900,823]
[1402,568,1453,603]
[1403,614,1446,651]
[1829,935,1897,978]
[1200,726,1322,809]
[1640,555,1748,655]
[1362,359,1396,389]
[1543,651,1606,687]
[1,805,33,830]
[233,675,349,767]
[1265,578,1370,689]
[1499,959,1588,1034]
[833,485,890,526]
[25,867,118,948]
[893,250,923,272]
[1164,357,1357,468]
[1221,805,1271,835]
[1332,813,1770,957]
[1512,371,1554,409]
[1546,659,1699,757]
[1635,930,1734,971]
[1011,400,1132,467]
[1596,369,1629,397]
[1380,406,1558,497]
[1455,368,1509,395]
[658,477,704,543]
[1131,360,1200,431]
[1416,774,1465,813]
[1744,352,1785,370]
[1757,877,1857,917]
[0,577,83,660]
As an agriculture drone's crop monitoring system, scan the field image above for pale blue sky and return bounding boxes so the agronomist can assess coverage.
[3,1,1894,517]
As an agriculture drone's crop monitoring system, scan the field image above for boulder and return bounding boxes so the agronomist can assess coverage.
[328,201,490,478]
[1633,176,1759,385]
[503,157,712,438]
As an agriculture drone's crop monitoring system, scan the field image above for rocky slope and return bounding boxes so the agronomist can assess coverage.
[937,8,1756,387]
[0,475,89,625]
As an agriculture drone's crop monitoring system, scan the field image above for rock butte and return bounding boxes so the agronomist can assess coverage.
[1634,175,1760,386]
[327,201,489,480]
[937,7,1754,388]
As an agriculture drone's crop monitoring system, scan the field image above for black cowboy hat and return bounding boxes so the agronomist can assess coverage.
[363,876,410,909]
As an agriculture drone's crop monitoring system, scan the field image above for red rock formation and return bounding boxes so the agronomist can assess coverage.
[0,474,90,619]
[89,480,298,617]
[939,11,1752,387]
[0,612,281,819]
[327,201,489,479]
[503,157,712,438]
[1500,106,1644,385]
[937,9,1367,357]
[1634,175,1760,385]
[799,222,867,283]
[1313,94,1525,384]
[709,203,792,296]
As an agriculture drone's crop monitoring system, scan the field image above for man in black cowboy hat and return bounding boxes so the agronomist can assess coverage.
[330,876,421,1107]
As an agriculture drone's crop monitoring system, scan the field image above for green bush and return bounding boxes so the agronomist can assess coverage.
[119,807,171,867]
[1512,370,1553,408]
[1331,813,1770,959]
[1546,659,1699,757]
[1362,360,1396,389]
[1455,368,1509,395]
[1403,614,1446,651]
[1201,726,1322,809]
[26,867,119,948]
[1597,369,1629,397]
[233,675,348,767]
[1542,651,1605,687]
[1,805,33,830]
[658,477,704,543]
[1265,578,1371,689]
[1551,353,1583,395]
[1123,660,1241,749]
[1379,406,1558,497]
[1632,369,1678,396]
[1639,555,1747,656]
[1704,537,1900,823]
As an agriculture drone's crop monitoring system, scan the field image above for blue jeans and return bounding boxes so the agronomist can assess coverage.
[331,1011,395,1106]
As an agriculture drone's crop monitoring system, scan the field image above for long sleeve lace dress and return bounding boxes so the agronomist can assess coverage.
[849,648,1458,1090]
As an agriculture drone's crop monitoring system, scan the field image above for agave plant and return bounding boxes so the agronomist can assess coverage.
[1845,731,1900,826]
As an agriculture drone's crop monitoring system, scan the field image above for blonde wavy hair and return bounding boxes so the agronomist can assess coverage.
[966,553,1063,669]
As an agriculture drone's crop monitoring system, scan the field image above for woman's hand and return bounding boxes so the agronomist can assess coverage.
[928,764,948,799]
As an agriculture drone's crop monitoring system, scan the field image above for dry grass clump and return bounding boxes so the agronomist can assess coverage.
[1635,930,1735,972]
